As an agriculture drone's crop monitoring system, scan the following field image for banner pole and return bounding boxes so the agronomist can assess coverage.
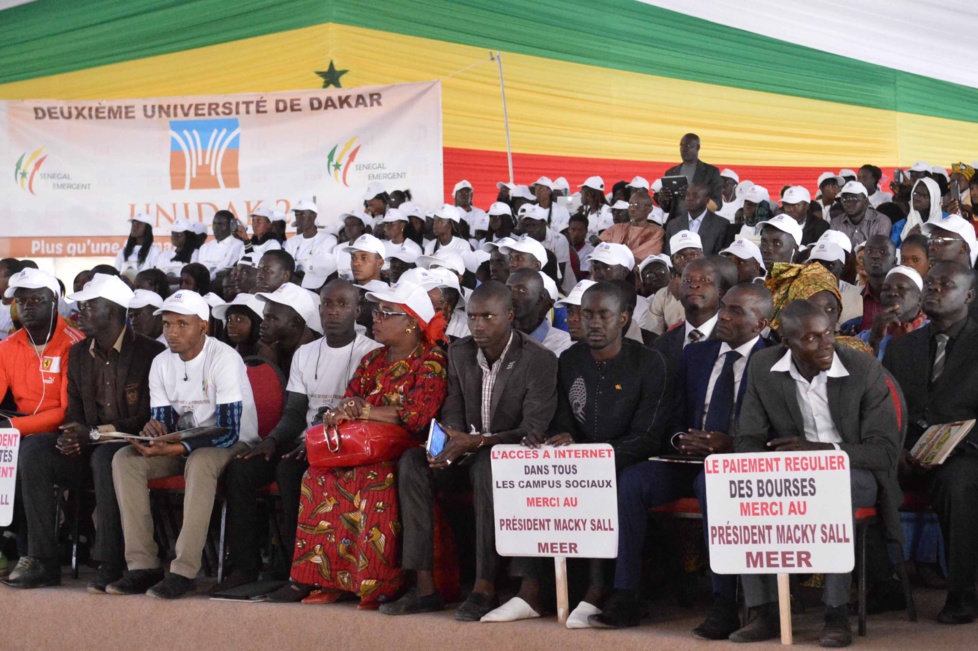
[494,51,515,184]
[555,556,569,624]
[778,573,793,645]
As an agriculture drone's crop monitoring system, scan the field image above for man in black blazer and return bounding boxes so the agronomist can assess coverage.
[883,261,978,624]
[664,184,730,256]
[593,283,773,634]
[731,300,901,647]
[8,274,164,590]
[662,133,724,212]
[386,281,558,621]
[653,256,738,379]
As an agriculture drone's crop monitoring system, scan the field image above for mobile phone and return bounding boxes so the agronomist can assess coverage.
[951,182,961,204]
[426,420,448,458]
[893,169,904,184]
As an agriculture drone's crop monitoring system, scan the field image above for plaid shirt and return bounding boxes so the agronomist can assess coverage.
[476,332,514,433]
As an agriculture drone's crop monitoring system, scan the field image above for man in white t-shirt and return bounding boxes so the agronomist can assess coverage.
[108,290,258,600]
[285,198,338,273]
[216,279,381,590]
[424,205,473,257]
[453,180,488,233]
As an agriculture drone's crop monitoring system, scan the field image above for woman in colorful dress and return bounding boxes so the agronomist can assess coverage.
[265,281,448,607]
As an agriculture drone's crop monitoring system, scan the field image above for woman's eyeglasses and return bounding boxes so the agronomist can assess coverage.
[372,308,409,321]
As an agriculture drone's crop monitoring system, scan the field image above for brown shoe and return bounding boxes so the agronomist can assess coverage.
[728,604,780,643]
[819,606,852,648]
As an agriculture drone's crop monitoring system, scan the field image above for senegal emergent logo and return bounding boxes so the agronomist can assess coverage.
[14,148,47,194]
[326,136,361,187]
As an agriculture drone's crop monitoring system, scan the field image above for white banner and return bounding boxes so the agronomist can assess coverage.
[0,429,20,527]
[704,450,854,574]
[1,81,443,257]
[491,444,618,558]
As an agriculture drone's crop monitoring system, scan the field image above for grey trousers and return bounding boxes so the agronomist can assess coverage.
[742,468,878,608]
[18,433,126,564]
[112,442,248,579]
[398,446,498,582]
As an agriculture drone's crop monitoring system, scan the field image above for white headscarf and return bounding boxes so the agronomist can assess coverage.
[900,177,942,241]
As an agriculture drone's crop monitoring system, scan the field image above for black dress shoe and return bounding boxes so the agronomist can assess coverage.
[105,568,165,595]
[210,569,258,595]
[147,573,197,600]
[87,563,124,594]
[378,587,445,616]
[729,604,780,643]
[259,581,314,603]
[588,590,641,629]
[692,597,741,640]
[2,556,60,589]
[937,590,978,625]
[454,592,498,622]
[819,606,852,648]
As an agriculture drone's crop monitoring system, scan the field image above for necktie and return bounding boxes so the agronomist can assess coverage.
[687,329,704,345]
[932,333,949,383]
[704,351,742,432]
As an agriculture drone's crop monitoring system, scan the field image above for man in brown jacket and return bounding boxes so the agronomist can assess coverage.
[7,274,164,591]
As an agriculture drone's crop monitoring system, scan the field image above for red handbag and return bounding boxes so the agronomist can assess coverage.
[305,420,418,468]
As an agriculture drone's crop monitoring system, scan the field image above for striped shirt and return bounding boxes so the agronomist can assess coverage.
[476,332,514,433]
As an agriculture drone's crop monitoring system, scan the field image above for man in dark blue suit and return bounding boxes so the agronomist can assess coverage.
[591,283,773,633]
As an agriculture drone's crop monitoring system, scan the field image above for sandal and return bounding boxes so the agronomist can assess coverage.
[302,589,344,605]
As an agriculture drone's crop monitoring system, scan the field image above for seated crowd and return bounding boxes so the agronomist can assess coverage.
[3,134,978,648]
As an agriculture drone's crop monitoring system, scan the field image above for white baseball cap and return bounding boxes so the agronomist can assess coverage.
[530,176,555,190]
[271,210,288,224]
[431,204,462,223]
[67,273,134,309]
[720,169,740,183]
[840,181,869,197]
[237,254,258,268]
[499,236,548,267]
[363,181,386,201]
[364,281,436,325]
[807,242,846,265]
[611,200,629,210]
[417,250,465,276]
[838,168,857,178]
[212,293,264,321]
[587,242,635,270]
[354,280,390,293]
[627,176,650,190]
[736,180,755,198]
[128,289,164,310]
[781,186,811,205]
[538,271,558,302]
[256,283,321,334]
[395,268,439,290]
[427,267,464,297]
[760,215,803,246]
[339,210,371,226]
[921,214,978,265]
[465,249,491,273]
[470,211,490,232]
[399,202,425,220]
[885,265,924,291]
[580,176,605,191]
[518,204,548,221]
[743,185,770,204]
[720,239,766,273]
[190,221,207,236]
[669,230,703,254]
[170,217,194,233]
[202,292,224,309]
[909,161,932,173]
[154,290,210,322]
[248,205,275,220]
[293,198,319,214]
[482,236,517,252]
[387,244,421,264]
[128,212,154,227]
[343,234,387,259]
[510,185,535,201]
[554,280,598,307]
[931,166,949,180]
[817,229,853,254]
[300,254,338,290]
[553,177,570,193]
[638,253,672,273]
[382,208,409,223]
[817,172,844,188]
[496,181,514,191]
[651,178,663,192]
[4,268,60,299]
[452,180,473,195]
[488,202,512,216]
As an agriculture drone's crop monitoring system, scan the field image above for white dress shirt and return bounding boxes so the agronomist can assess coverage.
[687,210,708,234]
[683,313,718,347]
[771,349,847,446]
[701,336,760,421]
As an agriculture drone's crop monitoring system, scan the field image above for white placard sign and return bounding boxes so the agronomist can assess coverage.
[0,429,20,526]
[705,450,854,574]
[491,443,618,558]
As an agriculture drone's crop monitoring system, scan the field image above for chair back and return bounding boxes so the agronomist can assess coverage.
[244,356,286,439]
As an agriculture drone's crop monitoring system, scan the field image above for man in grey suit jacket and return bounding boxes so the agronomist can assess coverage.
[384,281,558,621]
[730,300,901,648]
[664,184,730,256]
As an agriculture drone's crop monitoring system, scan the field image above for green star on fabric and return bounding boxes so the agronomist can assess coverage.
[316,60,348,89]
